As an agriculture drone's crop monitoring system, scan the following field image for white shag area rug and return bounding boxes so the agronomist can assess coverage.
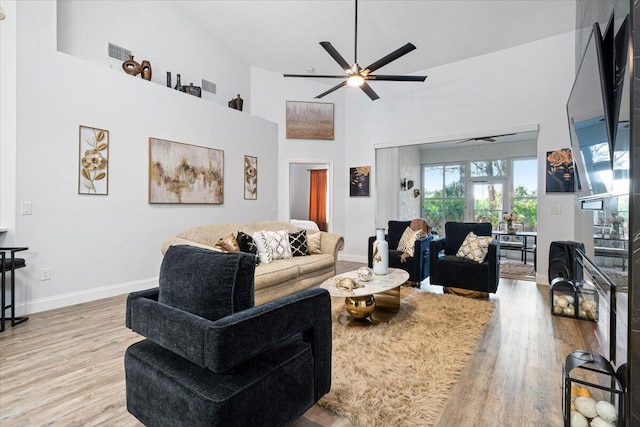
[318,288,495,427]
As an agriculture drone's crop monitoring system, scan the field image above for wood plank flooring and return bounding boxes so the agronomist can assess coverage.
[0,261,618,426]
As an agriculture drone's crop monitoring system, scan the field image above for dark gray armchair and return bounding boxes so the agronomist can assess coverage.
[429,222,500,293]
[124,245,332,427]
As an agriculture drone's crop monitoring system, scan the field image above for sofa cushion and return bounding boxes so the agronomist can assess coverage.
[397,227,421,257]
[456,231,493,263]
[289,230,308,257]
[237,231,259,264]
[254,259,299,288]
[253,230,292,263]
[158,245,255,321]
[295,254,335,276]
[387,221,412,249]
[444,222,492,255]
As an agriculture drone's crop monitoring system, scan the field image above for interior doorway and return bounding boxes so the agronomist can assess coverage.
[287,161,333,232]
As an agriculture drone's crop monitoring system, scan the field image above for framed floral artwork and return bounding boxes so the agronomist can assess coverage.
[148,138,224,204]
[350,166,370,197]
[244,155,258,200]
[546,148,575,193]
[78,125,109,195]
[286,101,334,140]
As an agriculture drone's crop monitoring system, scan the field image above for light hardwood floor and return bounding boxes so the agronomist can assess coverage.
[0,261,617,426]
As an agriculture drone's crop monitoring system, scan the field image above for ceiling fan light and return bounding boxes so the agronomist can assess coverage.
[347,75,365,87]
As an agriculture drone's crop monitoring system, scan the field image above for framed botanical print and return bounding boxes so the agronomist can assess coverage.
[244,155,257,200]
[78,125,109,195]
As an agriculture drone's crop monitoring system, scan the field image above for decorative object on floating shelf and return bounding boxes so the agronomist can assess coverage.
[174,73,185,92]
[184,83,202,98]
[122,55,142,76]
[140,60,152,81]
[503,212,518,233]
[78,125,109,195]
[228,94,244,111]
[166,71,172,88]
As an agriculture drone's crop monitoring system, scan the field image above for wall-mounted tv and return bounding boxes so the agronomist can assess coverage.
[567,23,613,201]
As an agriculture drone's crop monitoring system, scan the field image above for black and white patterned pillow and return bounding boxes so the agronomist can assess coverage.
[289,230,308,257]
[236,231,260,265]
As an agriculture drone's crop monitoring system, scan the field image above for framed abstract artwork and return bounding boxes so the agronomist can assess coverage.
[148,138,224,204]
[78,125,109,195]
[350,166,370,197]
[286,101,334,140]
[244,155,258,200]
[546,148,575,193]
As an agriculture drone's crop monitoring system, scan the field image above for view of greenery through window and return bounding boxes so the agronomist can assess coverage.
[423,157,537,233]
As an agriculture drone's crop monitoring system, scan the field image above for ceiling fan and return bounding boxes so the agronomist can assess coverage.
[456,133,517,144]
[283,0,427,101]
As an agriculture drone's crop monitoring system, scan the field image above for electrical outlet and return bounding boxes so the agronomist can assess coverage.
[21,202,32,215]
[550,206,562,215]
[40,267,51,281]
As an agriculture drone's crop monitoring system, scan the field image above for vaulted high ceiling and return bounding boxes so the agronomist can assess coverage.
[175,0,576,77]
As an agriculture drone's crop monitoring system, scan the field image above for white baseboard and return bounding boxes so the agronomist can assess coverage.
[338,253,367,263]
[18,277,159,315]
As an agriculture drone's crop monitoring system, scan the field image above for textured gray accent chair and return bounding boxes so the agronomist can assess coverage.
[124,245,332,427]
[429,222,500,293]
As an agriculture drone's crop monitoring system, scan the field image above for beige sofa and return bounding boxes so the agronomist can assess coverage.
[161,221,344,305]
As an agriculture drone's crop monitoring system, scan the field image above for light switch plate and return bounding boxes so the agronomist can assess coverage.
[550,206,562,215]
[21,202,32,215]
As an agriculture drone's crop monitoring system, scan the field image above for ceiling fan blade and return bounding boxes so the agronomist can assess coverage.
[366,74,427,82]
[284,74,348,79]
[314,80,348,99]
[319,42,352,72]
[360,82,380,101]
[363,43,416,74]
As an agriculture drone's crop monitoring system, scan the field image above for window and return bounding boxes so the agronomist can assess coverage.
[423,164,465,232]
[422,157,537,233]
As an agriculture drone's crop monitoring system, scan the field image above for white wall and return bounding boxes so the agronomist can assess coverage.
[343,32,577,282]
[56,0,250,110]
[250,67,347,238]
[1,1,278,314]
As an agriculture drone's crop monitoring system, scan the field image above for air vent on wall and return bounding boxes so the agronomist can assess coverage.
[202,79,217,94]
[108,43,131,62]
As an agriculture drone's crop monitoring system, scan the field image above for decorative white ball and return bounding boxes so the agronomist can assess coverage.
[563,305,575,316]
[553,305,564,315]
[590,416,616,427]
[596,400,618,422]
[566,295,575,304]
[558,297,569,308]
[575,396,598,418]
[570,411,589,427]
[357,266,373,282]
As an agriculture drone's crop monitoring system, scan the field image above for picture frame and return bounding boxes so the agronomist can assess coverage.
[545,148,575,193]
[78,125,109,195]
[350,166,370,197]
[244,155,258,200]
[148,137,224,204]
[286,101,334,140]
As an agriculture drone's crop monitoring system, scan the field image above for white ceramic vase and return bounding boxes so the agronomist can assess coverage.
[372,228,389,275]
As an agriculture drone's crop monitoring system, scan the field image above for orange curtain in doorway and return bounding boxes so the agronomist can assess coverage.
[309,169,328,231]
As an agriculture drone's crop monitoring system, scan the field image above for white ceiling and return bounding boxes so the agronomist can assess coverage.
[175,0,577,77]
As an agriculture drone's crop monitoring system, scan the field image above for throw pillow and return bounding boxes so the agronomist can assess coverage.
[289,230,309,257]
[397,226,422,257]
[456,231,493,263]
[252,231,272,264]
[306,232,322,254]
[236,231,259,265]
[213,233,241,252]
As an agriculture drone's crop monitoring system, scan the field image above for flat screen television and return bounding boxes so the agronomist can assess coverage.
[567,23,615,201]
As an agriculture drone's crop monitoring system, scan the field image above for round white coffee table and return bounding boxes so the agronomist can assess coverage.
[319,268,409,325]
